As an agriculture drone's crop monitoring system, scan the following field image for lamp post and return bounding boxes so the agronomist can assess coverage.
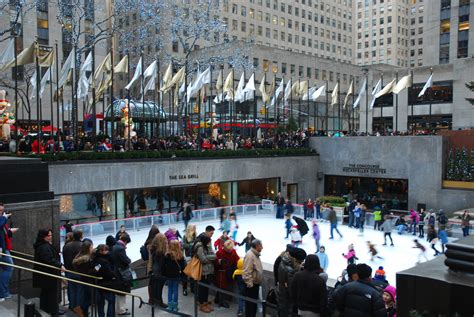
[272,65,278,133]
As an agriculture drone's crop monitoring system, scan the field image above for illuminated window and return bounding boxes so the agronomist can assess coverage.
[37,19,48,29]
[459,22,470,31]
[440,20,450,33]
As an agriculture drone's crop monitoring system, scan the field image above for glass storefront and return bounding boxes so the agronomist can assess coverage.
[58,178,279,223]
[325,175,408,210]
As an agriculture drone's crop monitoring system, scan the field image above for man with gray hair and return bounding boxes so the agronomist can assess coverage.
[243,239,263,317]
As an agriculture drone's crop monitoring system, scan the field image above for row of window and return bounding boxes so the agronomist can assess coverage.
[245,0,353,12]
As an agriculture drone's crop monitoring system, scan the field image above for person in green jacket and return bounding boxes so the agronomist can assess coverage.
[373,207,383,230]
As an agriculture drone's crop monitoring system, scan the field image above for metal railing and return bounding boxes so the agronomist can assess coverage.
[0,252,187,317]
[68,202,345,240]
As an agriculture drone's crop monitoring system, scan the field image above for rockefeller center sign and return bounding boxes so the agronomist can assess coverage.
[342,164,387,174]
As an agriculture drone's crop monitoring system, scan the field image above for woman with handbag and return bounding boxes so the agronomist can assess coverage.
[163,240,186,311]
[149,233,168,308]
[111,233,132,315]
[182,224,197,296]
[192,232,216,313]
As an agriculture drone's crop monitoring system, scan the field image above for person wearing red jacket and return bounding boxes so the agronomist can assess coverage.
[0,203,18,302]
[214,240,240,308]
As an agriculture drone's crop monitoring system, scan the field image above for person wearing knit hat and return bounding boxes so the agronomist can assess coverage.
[233,258,245,316]
[374,266,386,280]
[383,285,397,316]
[289,247,307,262]
[277,247,305,317]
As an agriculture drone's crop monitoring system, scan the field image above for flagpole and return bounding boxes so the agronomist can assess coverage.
[365,70,369,134]
[14,35,19,152]
[220,65,224,134]
[153,59,158,138]
[91,45,96,139]
[110,49,114,152]
[55,41,60,151]
[395,72,398,132]
[289,77,293,130]
[140,51,145,137]
[253,72,257,138]
[428,67,433,133]
[275,77,279,131]
[325,80,329,133]
[380,73,384,132]
[231,69,234,136]
[49,49,54,153]
[209,62,213,138]
[410,69,414,135]
[337,77,341,131]
[352,79,355,132]
[298,79,301,129]
[34,41,41,153]
[126,51,131,146]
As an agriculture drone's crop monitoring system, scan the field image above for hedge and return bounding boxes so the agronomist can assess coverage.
[5,147,316,162]
[317,195,347,207]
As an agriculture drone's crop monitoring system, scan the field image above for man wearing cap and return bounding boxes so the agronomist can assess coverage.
[332,263,385,317]
[277,247,306,317]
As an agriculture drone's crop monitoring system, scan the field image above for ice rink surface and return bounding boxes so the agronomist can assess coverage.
[87,214,454,286]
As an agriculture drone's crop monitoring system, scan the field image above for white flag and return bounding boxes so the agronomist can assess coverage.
[31,65,53,99]
[270,78,284,106]
[353,79,367,108]
[39,66,52,98]
[343,80,354,108]
[58,48,75,89]
[311,85,326,101]
[77,52,93,99]
[370,79,382,109]
[234,73,246,102]
[242,73,255,101]
[125,57,142,90]
[302,87,317,101]
[331,82,339,107]
[392,74,412,94]
[284,78,292,101]
[375,78,396,98]
[143,72,156,94]
[0,38,15,70]
[187,67,211,102]
[143,60,157,79]
[418,74,433,97]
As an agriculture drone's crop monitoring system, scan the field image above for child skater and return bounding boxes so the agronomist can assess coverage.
[290,225,302,248]
[367,241,384,261]
[229,214,239,242]
[413,239,428,263]
[342,243,358,265]
[284,213,292,239]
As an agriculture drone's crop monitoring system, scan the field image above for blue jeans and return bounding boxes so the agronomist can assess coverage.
[0,250,13,298]
[96,291,115,317]
[232,230,238,241]
[330,223,342,238]
[316,208,321,219]
[65,272,80,309]
[77,284,91,316]
[167,280,179,304]
[463,227,470,237]
[397,225,406,235]
[236,276,245,313]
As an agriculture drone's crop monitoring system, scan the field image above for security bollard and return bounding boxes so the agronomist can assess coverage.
[24,302,35,317]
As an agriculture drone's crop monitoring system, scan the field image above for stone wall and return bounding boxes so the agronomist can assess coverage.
[310,136,474,213]
[49,156,319,204]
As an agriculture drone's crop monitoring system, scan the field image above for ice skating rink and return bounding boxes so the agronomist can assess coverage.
[88,214,454,286]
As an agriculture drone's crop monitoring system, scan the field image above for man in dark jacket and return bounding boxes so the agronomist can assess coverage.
[111,233,132,315]
[291,254,327,316]
[94,244,118,317]
[332,263,386,317]
[277,247,306,317]
[62,229,83,311]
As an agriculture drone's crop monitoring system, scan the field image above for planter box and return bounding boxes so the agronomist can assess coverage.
[443,180,474,190]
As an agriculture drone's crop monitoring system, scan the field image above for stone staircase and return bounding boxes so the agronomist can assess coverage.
[0,295,75,317]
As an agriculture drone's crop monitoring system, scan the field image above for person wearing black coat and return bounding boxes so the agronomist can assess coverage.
[93,244,118,317]
[332,264,386,317]
[62,229,83,312]
[33,229,65,316]
[111,234,132,315]
[291,254,328,316]
[292,216,309,237]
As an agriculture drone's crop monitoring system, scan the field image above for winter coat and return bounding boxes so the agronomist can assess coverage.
[163,254,186,280]
[328,209,338,224]
[438,229,448,244]
[110,241,132,292]
[343,250,357,264]
[380,219,393,233]
[239,235,255,252]
[290,229,302,242]
[317,252,329,272]
[0,215,10,252]
[332,280,386,317]
[242,248,263,287]
[313,224,321,241]
[193,240,216,277]
[182,235,196,258]
[373,210,382,222]
[461,213,471,228]
[93,253,120,290]
[72,254,97,284]
[33,241,62,289]
[277,253,301,305]
[293,216,309,236]
[291,269,328,315]
[62,240,82,270]
[215,248,239,288]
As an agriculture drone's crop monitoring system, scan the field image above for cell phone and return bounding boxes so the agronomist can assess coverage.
[94,264,101,271]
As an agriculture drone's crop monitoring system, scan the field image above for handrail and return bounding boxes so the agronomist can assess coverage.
[10,250,34,258]
[1,251,102,280]
[0,261,145,306]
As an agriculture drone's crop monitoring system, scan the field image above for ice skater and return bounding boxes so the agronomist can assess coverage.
[427,224,441,256]
[381,215,394,246]
[413,239,428,263]
[229,214,239,241]
[284,213,292,239]
[312,220,321,252]
[342,243,358,265]
[290,225,302,248]
[367,241,384,261]
[328,206,343,239]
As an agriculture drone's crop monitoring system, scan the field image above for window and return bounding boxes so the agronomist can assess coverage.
[241,6,247,16]
[172,41,179,52]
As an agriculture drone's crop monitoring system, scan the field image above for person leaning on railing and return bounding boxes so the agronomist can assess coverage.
[93,244,118,317]
[72,241,97,317]
[33,228,66,316]
[62,229,83,314]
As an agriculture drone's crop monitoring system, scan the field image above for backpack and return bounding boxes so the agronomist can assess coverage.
[429,215,436,225]
[439,214,447,225]
[140,245,149,261]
